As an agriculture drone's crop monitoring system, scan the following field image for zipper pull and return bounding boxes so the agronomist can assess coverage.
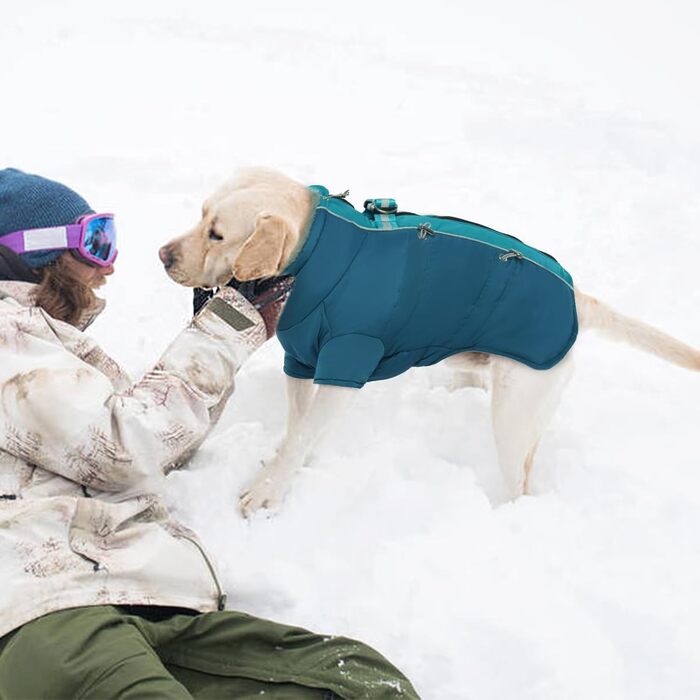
[418,223,435,240]
[499,250,524,262]
[329,189,350,200]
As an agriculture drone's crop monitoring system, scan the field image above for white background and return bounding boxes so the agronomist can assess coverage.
[2,2,699,697]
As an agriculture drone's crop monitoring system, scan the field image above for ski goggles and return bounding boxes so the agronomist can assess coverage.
[0,213,118,267]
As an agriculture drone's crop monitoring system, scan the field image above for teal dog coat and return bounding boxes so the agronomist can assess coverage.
[277,187,577,388]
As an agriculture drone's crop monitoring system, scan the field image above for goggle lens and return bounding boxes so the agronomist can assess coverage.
[83,216,117,264]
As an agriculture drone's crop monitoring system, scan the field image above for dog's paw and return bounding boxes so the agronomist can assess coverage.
[239,484,283,518]
[239,463,293,518]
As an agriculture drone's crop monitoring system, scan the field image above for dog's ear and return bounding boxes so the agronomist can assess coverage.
[232,212,296,281]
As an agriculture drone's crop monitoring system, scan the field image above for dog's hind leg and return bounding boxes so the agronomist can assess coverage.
[490,353,574,501]
[240,383,357,517]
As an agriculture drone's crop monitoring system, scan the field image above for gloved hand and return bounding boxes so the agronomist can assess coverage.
[193,275,294,340]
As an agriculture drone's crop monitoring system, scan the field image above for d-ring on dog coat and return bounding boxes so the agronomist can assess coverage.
[277,187,578,388]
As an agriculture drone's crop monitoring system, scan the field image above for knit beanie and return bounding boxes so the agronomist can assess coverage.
[0,168,94,268]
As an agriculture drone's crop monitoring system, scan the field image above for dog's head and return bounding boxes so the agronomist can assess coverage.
[159,168,309,288]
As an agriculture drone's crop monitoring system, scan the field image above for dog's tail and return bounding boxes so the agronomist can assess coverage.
[575,289,700,371]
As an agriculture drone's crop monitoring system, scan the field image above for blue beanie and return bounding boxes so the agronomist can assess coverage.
[0,168,94,269]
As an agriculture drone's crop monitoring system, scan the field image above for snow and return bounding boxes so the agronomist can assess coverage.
[2,2,699,697]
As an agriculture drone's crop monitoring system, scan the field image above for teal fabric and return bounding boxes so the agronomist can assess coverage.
[279,187,578,388]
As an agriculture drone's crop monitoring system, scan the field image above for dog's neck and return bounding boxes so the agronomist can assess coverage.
[280,187,323,275]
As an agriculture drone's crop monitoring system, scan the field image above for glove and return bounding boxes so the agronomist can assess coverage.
[193,275,295,340]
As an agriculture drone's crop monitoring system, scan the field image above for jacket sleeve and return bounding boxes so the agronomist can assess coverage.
[0,288,267,492]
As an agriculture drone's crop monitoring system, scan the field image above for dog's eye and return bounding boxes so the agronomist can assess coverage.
[209,229,223,241]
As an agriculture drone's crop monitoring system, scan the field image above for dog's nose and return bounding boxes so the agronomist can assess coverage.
[159,245,174,269]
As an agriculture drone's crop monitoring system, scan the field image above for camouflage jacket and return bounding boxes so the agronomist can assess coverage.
[0,281,266,638]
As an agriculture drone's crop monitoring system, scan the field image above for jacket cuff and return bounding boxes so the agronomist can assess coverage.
[193,287,267,366]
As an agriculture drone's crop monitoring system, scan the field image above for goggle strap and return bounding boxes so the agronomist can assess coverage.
[0,217,116,266]
[0,224,83,254]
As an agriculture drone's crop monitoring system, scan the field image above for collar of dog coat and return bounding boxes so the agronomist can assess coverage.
[281,186,324,277]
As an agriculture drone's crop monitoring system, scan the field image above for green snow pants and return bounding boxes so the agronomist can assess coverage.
[0,605,419,699]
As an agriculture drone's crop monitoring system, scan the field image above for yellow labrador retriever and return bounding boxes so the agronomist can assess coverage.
[159,167,700,517]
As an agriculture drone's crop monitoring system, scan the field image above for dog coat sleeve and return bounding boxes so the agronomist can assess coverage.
[283,352,315,380]
[311,334,385,388]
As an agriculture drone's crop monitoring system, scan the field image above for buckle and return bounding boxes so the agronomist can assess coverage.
[363,198,398,215]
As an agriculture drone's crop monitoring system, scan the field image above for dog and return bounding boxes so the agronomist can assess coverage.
[159,167,700,517]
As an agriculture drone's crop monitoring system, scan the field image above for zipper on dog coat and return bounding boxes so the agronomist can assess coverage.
[277,186,578,388]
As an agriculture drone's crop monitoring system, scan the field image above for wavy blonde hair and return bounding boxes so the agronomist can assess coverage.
[33,253,97,326]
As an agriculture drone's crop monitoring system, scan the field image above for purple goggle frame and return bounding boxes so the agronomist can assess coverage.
[0,213,118,267]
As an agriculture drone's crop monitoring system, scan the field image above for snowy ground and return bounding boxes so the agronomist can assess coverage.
[2,2,700,697]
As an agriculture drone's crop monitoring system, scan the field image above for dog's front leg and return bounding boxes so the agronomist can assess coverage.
[239,383,357,517]
[285,376,316,437]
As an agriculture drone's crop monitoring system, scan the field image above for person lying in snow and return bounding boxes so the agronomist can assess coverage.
[0,169,419,700]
